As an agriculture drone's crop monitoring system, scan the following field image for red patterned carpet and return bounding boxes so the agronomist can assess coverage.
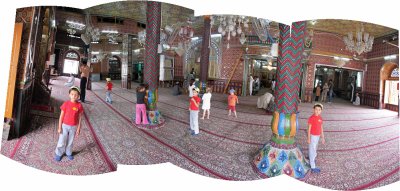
[1,76,399,189]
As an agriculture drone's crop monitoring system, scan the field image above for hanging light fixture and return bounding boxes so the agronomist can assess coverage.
[211,15,249,48]
[252,18,272,42]
[343,23,374,55]
[66,20,86,30]
[84,13,100,42]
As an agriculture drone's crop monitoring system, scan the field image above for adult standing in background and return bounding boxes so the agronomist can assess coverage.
[79,59,90,103]
[249,75,254,96]
[321,82,329,102]
[328,79,334,103]
[271,78,276,94]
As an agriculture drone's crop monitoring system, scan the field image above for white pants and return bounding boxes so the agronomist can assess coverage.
[190,110,199,134]
[309,135,320,169]
[55,124,76,156]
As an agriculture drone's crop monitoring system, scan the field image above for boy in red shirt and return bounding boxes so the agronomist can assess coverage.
[189,87,201,136]
[105,78,113,104]
[307,103,325,173]
[228,89,239,117]
[54,86,84,161]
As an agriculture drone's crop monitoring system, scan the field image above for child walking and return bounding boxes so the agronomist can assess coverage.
[201,87,212,119]
[228,89,239,117]
[307,103,325,173]
[136,84,149,125]
[105,78,113,103]
[54,86,83,161]
[189,87,201,136]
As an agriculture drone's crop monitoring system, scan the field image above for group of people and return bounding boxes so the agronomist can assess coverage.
[54,64,327,175]
[314,79,360,105]
[249,76,261,96]
[314,79,334,103]
[187,79,239,136]
[249,76,276,96]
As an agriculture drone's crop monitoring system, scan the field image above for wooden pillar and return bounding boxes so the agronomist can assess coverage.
[144,1,161,90]
[200,16,211,90]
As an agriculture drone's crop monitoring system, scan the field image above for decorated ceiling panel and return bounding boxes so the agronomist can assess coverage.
[85,1,194,28]
[307,19,397,38]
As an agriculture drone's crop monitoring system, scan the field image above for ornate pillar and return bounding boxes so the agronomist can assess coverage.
[242,54,249,96]
[199,16,211,92]
[253,22,309,179]
[142,1,164,128]
[121,34,132,89]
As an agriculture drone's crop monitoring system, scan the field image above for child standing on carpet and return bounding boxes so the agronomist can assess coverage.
[54,86,83,161]
[189,87,201,136]
[105,78,113,104]
[201,87,212,119]
[228,89,239,118]
[307,103,325,173]
[135,84,149,125]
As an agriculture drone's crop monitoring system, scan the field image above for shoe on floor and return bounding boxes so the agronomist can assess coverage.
[66,155,74,160]
[311,168,321,173]
[190,131,199,136]
[54,155,62,162]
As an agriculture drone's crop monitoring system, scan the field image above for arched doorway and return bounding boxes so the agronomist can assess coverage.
[380,62,399,111]
[62,50,80,75]
[184,37,222,80]
[108,55,121,80]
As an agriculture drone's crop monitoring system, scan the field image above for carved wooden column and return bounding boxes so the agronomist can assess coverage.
[199,16,211,92]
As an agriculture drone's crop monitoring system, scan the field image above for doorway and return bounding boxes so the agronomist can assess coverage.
[314,65,363,100]
[62,50,80,75]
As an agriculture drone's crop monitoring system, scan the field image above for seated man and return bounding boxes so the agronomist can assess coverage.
[172,82,182,96]
[64,74,75,87]
[353,93,360,106]
[257,92,274,110]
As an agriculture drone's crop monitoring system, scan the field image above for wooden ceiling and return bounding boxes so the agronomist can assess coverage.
[306,19,397,38]
[85,1,194,28]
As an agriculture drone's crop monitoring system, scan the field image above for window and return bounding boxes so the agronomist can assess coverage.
[63,59,79,74]
[391,68,399,78]
[384,80,399,105]
[356,71,362,88]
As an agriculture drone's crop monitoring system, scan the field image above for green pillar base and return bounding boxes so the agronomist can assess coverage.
[253,141,310,179]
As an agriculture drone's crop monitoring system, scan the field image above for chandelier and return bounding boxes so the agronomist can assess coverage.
[84,13,100,42]
[66,28,76,35]
[138,18,195,51]
[211,15,249,48]
[252,18,273,42]
[343,23,374,55]
[66,20,86,30]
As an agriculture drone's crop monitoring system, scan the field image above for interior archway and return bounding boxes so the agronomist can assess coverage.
[62,50,80,75]
[380,62,398,109]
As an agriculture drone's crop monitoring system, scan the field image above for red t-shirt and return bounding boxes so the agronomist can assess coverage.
[107,82,113,90]
[189,96,201,110]
[61,100,83,126]
[228,95,238,106]
[308,114,323,135]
